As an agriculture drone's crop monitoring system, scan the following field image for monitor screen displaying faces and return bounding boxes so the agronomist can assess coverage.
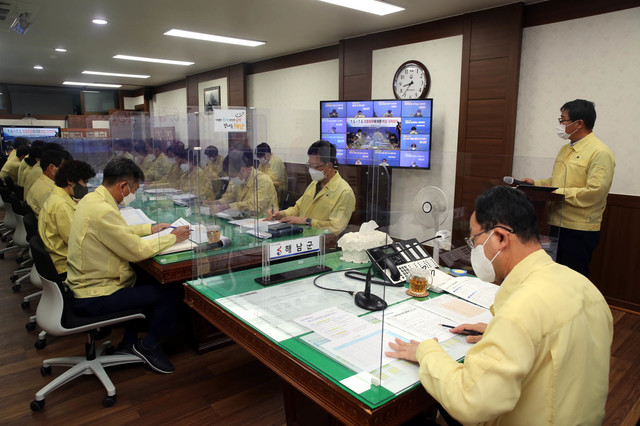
[320,99,432,169]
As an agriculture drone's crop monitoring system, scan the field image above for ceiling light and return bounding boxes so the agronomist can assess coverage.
[113,54,194,66]
[33,65,43,70]
[317,0,403,16]
[55,48,67,52]
[164,29,265,47]
[92,18,108,25]
[82,90,100,93]
[83,70,150,79]
[63,81,122,88]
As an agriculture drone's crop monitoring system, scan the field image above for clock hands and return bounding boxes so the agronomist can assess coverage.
[402,80,414,96]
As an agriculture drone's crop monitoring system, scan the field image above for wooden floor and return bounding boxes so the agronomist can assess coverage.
[0,231,638,425]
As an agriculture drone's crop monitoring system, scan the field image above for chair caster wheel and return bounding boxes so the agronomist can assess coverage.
[40,366,52,376]
[103,395,117,407]
[21,300,30,309]
[30,399,45,411]
[10,275,18,282]
[13,284,21,293]
[25,322,36,331]
[35,339,47,350]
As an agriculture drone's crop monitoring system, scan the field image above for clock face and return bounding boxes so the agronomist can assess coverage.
[393,61,430,100]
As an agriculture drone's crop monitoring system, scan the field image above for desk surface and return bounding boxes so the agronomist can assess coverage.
[183,253,435,425]
[131,199,336,284]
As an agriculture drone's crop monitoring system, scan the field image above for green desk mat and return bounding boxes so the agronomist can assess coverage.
[127,199,330,265]
[187,252,425,409]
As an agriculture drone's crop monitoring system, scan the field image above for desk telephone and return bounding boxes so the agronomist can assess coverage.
[366,238,438,285]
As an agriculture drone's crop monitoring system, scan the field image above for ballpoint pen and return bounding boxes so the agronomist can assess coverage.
[439,324,483,336]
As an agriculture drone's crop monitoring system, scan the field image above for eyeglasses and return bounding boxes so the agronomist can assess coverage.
[306,162,326,171]
[557,118,572,124]
[465,225,514,249]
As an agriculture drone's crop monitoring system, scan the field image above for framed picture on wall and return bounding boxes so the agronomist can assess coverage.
[204,86,220,114]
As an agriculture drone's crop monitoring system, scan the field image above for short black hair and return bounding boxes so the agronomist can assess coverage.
[41,150,70,171]
[228,149,253,172]
[16,145,29,158]
[43,142,65,152]
[475,186,539,243]
[133,141,148,155]
[25,144,43,166]
[102,158,145,186]
[12,137,30,148]
[54,160,96,188]
[204,145,219,158]
[255,142,271,158]
[561,99,596,130]
[308,140,337,166]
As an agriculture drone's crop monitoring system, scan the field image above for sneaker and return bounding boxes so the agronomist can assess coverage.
[133,339,174,374]
[114,342,136,356]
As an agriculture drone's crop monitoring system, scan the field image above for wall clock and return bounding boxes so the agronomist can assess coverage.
[392,60,430,99]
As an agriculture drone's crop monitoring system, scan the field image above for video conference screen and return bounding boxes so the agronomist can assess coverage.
[320,99,432,169]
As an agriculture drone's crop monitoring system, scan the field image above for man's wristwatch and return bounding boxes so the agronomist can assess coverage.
[304,217,312,227]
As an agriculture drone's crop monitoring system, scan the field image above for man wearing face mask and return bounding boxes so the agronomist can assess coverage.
[521,99,615,277]
[177,151,215,199]
[65,158,190,374]
[386,185,613,425]
[267,140,355,235]
[26,149,72,217]
[23,142,65,199]
[209,150,278,216]
[39,160,96,278]
[256,142,287,194]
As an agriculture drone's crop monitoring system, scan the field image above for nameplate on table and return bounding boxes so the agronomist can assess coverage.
[269,236,320,261]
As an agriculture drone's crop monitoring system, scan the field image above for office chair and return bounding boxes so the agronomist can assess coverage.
[22,212,44,344]
[5,176,24,201]
[8,199,33,291]
[30,234,146,411]
[0,186,17,242]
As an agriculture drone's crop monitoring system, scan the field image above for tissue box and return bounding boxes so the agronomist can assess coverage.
[338,229,389,263]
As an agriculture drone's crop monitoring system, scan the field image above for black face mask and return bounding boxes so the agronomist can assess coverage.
[73,183,89,199]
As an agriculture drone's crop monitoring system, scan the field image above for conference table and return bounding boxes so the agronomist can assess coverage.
[182,252,437,425]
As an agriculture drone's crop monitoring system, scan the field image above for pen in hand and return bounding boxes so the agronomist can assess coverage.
[439,324,483,336]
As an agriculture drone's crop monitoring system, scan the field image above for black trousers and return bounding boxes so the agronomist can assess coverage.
[551,225,600,278]
[72,275,181,347]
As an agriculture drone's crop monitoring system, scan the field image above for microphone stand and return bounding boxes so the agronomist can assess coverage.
[354,235,442,311]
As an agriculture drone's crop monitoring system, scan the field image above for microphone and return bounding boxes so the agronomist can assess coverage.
[503,176,531,186]
[354,235,443,311]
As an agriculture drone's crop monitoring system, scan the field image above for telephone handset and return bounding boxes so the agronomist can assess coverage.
[366,238,438,285]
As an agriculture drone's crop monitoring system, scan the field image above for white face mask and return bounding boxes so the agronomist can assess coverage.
[120,184,136,207]
[230,176,244,186]
[180,163,189,173]
[147,154,156,161]
[470,230,501,282]
[258,157,268,165]
[309,168,325,182]
[556,122,577,140]
[168,157,177,166]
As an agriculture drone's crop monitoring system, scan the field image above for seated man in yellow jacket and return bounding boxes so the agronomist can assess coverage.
[268,140,355,234]
[66,158,190,374]
[18,141,44,186]
[38,160,96,279]
[26,149,71,217]
[256,142,287,194]
[0,144,28,184]
[177,151,215,199]
[209,149,278,216]
[386,185,612,425]
[23,142,66,199]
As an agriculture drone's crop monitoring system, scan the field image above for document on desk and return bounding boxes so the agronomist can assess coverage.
[371,300,456,343]
[416,294,493,325]
[229,218,278,229]
[213,273,410,342]
[143,187,179,194]
[141,217,205,255]
[215,208,242,220]
[120,208,156,226]
[438,276,499,309]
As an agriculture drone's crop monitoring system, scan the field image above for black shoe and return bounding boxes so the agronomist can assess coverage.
[133,339,174,374]
[114,342,136,356]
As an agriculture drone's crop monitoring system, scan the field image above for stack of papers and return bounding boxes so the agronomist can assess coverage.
[214,208,242,220]
[142,217,208,255]
[120,208,156,226]
[437,276,499,309]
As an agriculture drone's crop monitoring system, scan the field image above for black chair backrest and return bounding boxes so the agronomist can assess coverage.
[0,186,12,204]
[11,196,26,216]
[4,176,18,196]
[24,212,38,241]
[30,234,61,284]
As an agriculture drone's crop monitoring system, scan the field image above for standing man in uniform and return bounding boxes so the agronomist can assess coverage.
[521,99,615,277]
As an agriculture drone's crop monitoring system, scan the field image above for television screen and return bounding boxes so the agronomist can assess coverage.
[320,99,432,169]
[1,125,60,141]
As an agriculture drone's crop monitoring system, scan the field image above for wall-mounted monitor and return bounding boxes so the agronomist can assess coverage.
[1,125,60,142]
[320,99,432,169]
